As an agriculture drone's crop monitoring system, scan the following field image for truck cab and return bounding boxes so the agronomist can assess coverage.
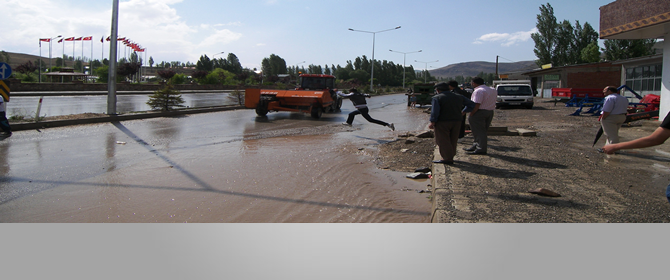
[494,80,535,109]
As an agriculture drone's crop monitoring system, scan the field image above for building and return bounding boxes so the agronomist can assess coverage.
[522,62,622,98]
[600,0,670,117]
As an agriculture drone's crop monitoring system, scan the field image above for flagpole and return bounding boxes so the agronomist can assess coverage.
[39,40,42,83]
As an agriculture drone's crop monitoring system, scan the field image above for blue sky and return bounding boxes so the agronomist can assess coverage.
[2,0,615,70]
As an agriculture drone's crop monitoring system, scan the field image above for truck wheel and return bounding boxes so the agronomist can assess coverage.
[256,100,268,116]
[333,98,342,112]
[311,106,323,119]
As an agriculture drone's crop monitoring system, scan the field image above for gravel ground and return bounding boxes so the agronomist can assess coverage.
[376,98,670,223]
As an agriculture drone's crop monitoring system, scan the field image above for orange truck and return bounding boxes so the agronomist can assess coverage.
[245,74,342,119]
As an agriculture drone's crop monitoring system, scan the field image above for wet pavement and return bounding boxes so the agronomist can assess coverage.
[0,94,434,222]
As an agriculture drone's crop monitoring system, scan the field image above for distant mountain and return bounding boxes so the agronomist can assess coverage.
[429,60,538,78]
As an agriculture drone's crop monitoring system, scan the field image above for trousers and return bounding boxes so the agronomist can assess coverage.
[601,114,627,144]
[347,107,388,126]
[434,120,461,161]
[468,109,494,152]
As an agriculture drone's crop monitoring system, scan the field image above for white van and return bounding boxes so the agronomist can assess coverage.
[493,80,535,109]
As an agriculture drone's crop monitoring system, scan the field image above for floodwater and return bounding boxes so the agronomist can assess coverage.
[6,92,240,118]
[0,94,433,222]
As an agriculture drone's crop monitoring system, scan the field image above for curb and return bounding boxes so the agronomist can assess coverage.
[10,105,245,131]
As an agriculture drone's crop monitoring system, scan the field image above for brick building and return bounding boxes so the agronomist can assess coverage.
[522,62,622,98]
[600,0,670,117]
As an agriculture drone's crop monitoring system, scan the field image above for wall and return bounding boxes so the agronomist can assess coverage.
[566,71,621,89]
[8,79,245,92]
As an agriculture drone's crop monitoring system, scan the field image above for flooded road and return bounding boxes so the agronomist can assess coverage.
[0,94,433,222]
[6,92,240,118]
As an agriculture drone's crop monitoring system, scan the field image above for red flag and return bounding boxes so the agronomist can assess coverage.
[58,38,64,43]
[117,37,126,41]
[39,38,51,42]
[75,37,83,41]
[64,37,75,41]
[106,36,111,41]
[101,36,104,43]
[82,36,93,41]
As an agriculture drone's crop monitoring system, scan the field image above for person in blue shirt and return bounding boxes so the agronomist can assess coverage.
[429,82,475,164]
[0,95,11,138]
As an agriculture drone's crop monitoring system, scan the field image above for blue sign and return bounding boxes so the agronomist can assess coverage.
[0,62,11,80]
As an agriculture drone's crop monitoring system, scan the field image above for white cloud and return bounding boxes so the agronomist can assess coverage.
[473,28,537,47]
[1,0,244,64]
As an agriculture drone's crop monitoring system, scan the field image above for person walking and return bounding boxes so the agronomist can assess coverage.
[0,94,11,139]
[463,77,497,155]
[448,81,472,139]
[599,86,629,146]
[429,82,475,164]
[338,88,395,131]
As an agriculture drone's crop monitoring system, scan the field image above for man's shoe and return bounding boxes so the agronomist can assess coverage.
[433,160,454,165]
[463,146,477,152]
[342,122,352,126]
[388,123,395,131]
[466,150,487,155]
[0,132,11,138]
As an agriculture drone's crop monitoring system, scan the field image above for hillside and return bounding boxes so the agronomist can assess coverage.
[429,60,538,78]
[1,51,60,69]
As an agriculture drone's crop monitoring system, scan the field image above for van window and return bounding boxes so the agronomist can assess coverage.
[497,86,533,96]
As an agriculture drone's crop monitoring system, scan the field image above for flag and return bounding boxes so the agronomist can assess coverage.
[106,36,111,41]
[83,36,93,41]
[39,38,51,42]
[117,37,126,41]
[64,37,75,41]
[101,36,104,43]
[75,37,83,41]
[58,38,64,43]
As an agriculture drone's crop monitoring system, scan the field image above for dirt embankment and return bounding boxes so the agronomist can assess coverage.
[375,99,670,222]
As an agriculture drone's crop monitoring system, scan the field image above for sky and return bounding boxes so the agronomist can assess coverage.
[2,0,616,71]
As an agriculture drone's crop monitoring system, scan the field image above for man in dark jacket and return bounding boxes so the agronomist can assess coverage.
[429,82,475,164]
[338,88,395,131]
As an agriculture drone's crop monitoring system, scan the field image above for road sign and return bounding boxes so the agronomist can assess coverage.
[0,62,11,80]
[0,80,9,101]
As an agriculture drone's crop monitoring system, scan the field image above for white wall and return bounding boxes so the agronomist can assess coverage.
[662,37,670,121]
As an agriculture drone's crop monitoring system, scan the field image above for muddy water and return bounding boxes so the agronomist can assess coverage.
[0,94,433,222]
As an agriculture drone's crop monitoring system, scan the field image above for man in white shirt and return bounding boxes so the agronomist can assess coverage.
[463,77,497,155]
[600,86,629,145]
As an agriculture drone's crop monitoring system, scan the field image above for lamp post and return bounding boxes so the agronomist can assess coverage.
[389,49,421,89]
[415,60,438,83]
[212,51,225,58]
[48,35,62,73]
[348,26,401,92]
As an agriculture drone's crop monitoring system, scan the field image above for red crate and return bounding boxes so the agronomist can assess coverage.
[552,88,605,98]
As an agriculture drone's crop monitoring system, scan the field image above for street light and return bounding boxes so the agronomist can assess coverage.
[389,49,421,89]
[348,26,401,92]
[48,35,62,72]
[415,60,438,83]
[212,51,225,58]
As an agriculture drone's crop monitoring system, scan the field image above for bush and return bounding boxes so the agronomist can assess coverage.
[146,84,185,111]
[171,74,187,85]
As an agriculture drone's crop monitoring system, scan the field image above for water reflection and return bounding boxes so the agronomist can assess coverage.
[8,92,238,118]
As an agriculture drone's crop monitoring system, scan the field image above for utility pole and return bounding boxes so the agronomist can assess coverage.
[495,55,499,79]
[107,0,119,115]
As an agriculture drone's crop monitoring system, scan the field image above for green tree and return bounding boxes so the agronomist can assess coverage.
[261,54,287,77]
[531,3,558,67]
[602,39,656,61]
[572,21,599,64]
[146,84,185,111]
[0,51,9,63]
[581,42,601,63]
[196,55,213,71]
